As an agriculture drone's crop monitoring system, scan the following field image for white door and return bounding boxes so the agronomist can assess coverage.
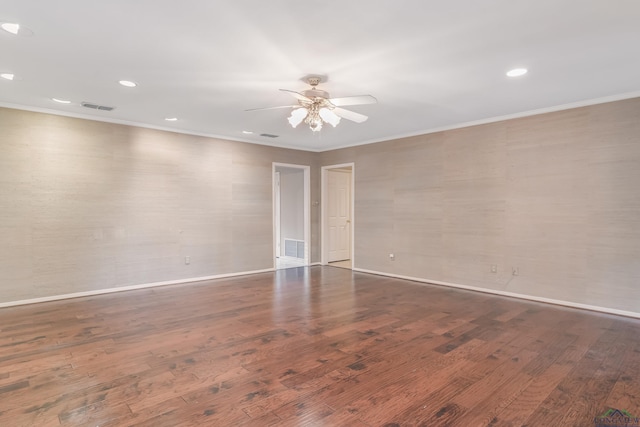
[328,170,351,262]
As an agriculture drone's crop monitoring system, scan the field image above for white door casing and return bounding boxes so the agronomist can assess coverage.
[272,163,310,268]
[274,171,281,257]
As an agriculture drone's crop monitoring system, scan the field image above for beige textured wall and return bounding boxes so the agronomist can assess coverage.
[321,97,640,314]
[2,98,639,312]
[0,108,319,303]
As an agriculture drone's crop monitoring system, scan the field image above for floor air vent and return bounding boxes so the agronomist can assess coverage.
[284,239,305,259]
[81,102,115,111]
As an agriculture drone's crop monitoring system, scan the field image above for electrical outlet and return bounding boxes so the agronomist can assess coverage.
[185,256,190,265]
[512,267,519,276]
[491,265,497,273]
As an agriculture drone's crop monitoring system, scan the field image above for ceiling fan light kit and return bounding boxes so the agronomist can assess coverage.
[250,76,377,133]
[289,103,341,132]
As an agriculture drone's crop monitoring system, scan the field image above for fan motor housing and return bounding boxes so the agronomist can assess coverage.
[302,89,330,99]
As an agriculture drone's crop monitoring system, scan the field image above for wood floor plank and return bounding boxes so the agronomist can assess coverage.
[521,322,628,425]
[0,266,638,426]
[491,363,573,427]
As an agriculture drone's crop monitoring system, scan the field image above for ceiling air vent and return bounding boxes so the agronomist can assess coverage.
[81,102,115,111]
[260,133,279,138]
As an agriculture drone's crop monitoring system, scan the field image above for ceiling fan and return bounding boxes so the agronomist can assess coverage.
[247,76,377,132]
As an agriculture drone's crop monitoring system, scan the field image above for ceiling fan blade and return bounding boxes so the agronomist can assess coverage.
[333,107,368,123]
[245,105,296,112]
[279,89,312,102]
[328,95,377,107]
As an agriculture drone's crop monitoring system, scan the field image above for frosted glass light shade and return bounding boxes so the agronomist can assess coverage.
[319,108,341,127]
[288,108,308,128]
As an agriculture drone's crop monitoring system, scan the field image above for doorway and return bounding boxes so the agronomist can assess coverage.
[273,163,310,270]
[322,163,354,269]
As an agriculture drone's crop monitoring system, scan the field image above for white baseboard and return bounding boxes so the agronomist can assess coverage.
[353,267,640,320]
[0,268,274,309]
[278,256,306,263]
[7,265,635,320]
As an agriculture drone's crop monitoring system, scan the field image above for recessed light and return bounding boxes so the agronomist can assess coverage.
[1,22,20,35]
[0,73,15,81]
[52,98,71,104]
[242,131,253,134]
[1,22,34,36]
[506,68,528,77]
[118,80,137,88]
[165,117,178,122]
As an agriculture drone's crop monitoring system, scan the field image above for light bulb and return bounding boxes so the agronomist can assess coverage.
[309,116,323,132]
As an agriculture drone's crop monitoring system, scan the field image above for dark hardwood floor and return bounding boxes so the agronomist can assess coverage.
[1,266,639,426]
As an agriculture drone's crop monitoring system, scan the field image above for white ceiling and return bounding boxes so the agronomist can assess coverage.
[1,0,639,151]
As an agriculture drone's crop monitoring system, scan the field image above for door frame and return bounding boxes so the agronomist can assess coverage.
[321,163,355,266]
[272,162,311,268]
